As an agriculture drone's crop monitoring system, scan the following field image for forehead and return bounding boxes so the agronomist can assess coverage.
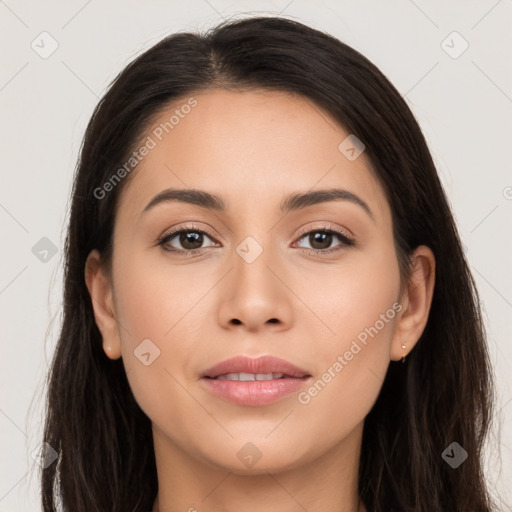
[116,88,389,223]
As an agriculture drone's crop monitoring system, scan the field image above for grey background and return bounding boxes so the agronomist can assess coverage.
[1,1,511,510]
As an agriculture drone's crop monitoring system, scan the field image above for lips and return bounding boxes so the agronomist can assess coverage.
[201,355,310,379]
[200,355,312,406]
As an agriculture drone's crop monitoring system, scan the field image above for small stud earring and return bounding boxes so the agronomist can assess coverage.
[401,344,407,363]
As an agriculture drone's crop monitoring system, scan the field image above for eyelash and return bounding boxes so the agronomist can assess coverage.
[156,224,356,257]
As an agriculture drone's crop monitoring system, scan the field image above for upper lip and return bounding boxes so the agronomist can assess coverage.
[201,355,310,379]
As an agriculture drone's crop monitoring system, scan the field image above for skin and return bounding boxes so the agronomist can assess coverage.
[85,89,435,512]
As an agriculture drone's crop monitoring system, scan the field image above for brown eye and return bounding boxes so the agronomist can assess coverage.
[308,231,334,250]
[295,228,355,254]
[176,230,204,250]
[158,228,218,253]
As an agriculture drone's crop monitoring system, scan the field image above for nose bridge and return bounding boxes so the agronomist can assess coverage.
[233,232,279,297]
[229,204,278,275]
[217,230,292,331]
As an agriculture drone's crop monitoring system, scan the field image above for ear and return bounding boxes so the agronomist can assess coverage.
[390,245,436,361]
[84,249,122,360]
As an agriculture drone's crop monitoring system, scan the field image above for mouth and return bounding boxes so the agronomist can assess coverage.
[201,355,311,379]
[200,356,312,406]
[205,372,307,381]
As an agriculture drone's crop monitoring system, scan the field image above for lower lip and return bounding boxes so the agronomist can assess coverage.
[201,376,311,406]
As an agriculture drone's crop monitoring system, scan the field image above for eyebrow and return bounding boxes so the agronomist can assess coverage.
[141,187,374,221]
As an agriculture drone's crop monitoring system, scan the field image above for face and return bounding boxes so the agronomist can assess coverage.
[89,89,412,474]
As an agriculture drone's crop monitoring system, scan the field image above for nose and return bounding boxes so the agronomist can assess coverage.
[216,241,293,333]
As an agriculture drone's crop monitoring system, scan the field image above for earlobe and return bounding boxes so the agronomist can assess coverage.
[84,249,122,360]
[390,245,436,361]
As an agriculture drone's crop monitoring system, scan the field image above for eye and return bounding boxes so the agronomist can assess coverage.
[156,224,356,256]
[293,226,355,255]
[157,225,218,254]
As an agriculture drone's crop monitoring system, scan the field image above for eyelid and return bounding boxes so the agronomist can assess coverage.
[294,223,354,242]
[158,223,218,241]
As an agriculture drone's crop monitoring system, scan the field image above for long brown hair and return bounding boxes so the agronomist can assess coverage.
[39,16,497,511]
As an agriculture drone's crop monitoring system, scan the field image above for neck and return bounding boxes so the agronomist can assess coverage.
[151,422,366,512]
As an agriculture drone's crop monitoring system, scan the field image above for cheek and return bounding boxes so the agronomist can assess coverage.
[293,297,399,453]
[292,245,400,428]
[111,251,209,426]
[113,248,200,343]
[296,240,401,349]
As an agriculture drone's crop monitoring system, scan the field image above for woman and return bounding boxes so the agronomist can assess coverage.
[40,16,497,512]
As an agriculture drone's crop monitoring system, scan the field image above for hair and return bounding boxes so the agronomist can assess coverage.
[39,15,497,512]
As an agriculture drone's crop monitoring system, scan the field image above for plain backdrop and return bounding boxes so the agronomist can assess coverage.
[1,1,511,510]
